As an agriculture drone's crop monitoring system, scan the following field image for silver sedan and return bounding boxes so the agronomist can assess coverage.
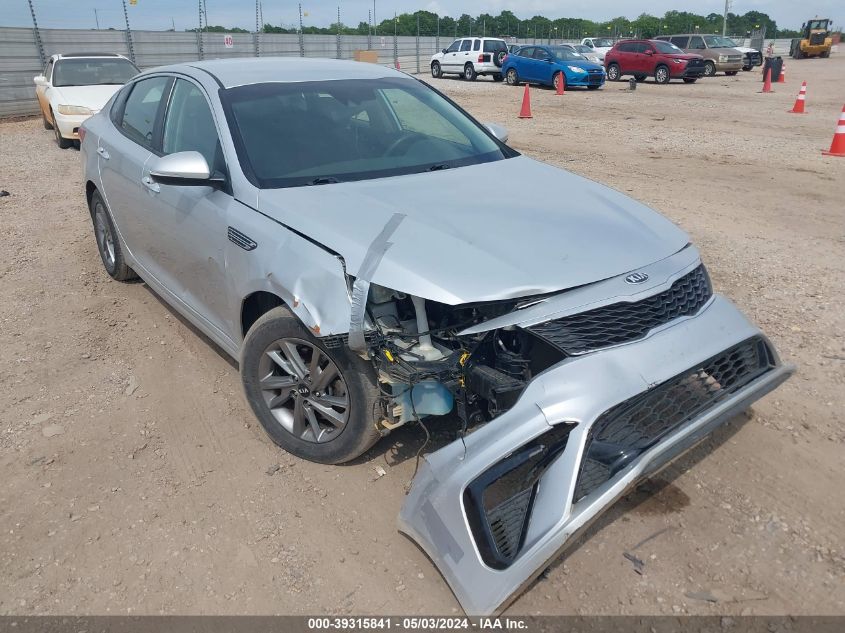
[79,58,792,615]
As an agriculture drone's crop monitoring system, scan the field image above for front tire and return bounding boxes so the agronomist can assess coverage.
[492,73,503,82]
[241,307,381,464]
[725,70,738,76]
[703,61,716,77]
[89,189,137,282]
[51,109,72,149]
[463,63,477,81]
[606,63,621,81]
[683,77,698,83]
[42,111,53,130]
[654,65,670,84]
[431,61,442,78]
[505,67,520,86]
[635,74,647,83]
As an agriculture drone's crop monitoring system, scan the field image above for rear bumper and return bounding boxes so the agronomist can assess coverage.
[398,295,793,615]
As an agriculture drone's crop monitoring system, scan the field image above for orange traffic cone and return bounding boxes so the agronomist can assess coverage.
[788,81,807,114]
[778,62,786,83]
[555,72,565,96]
[518,84,533,118]
[822,105,845,157]
[761,67,773,93]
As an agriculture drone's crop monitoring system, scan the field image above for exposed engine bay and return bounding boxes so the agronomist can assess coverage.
[359,284,565,434]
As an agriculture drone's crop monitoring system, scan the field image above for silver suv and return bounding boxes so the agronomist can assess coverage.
[79,58,792,616]
[430,37,508,81]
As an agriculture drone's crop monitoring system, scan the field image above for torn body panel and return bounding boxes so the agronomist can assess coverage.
[398,295,794,615]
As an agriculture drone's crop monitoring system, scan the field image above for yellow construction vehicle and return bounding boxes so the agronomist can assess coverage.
[790,18,833,58]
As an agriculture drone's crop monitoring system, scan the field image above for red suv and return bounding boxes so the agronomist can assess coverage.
[605,39,706,84]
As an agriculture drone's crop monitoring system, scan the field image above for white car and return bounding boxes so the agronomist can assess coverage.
[34,52,139,148]
[430,37,509,81]
[560,43,603,64]
[580,37,616,61]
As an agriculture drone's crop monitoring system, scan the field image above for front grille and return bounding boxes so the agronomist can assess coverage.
[747,51,762,64]
[573,336,774,502]
[727,55,743,62]
[587,73,603,85]
[529,265,712,355]
[687,59,704,67]
[810,33,826,45]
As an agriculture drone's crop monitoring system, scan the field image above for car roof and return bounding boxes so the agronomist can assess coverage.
[142,57,403,89]
[53,52,127,60]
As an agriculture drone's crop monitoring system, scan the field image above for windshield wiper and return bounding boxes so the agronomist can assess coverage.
[306,176,342,186]
[427,163,452,172]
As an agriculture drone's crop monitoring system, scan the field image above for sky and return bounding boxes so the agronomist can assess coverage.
[7,0,840,33]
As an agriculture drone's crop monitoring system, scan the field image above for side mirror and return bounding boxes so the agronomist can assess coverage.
[149,151,224,187]
[33,75,47,86]
[484,122,509,144]
[645,49,654,55]
[442,49,448,54]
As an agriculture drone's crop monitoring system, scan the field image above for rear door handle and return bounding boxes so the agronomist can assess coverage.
[97,146,110,160]
[141,175,160,193]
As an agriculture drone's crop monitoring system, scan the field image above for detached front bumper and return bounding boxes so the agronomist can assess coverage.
[398,295,793,615]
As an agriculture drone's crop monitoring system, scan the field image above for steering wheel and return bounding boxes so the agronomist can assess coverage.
[385,132,425,157]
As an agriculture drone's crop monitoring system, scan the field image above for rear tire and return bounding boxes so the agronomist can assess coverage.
[240,307,381,464]
[463,64,477,81]
[702,61,716,77]
[431,61,442,78]
[635,75,647,82]
[89,189,137,282]
[606,63,621,81]
[505,67,520,86]
[725,70,738,76]
[492,73,504,82]
[683,77,698,84]
[654,65,670,84]
[587,84,600,90]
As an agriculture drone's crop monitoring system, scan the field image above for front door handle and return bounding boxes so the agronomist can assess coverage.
[97,146,110,160]
[141,175,160,193]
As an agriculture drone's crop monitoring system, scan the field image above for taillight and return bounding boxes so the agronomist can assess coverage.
[503,54,509,63]
[78,126,86,143]
[478,54,485,63]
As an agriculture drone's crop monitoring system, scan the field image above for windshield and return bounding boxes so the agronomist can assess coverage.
[703,35,734,48]
[483,40,507,52]
[808,20,829,30]
[223,78,513,189]
[594,38,614,48]
[653,40,685,54]
[550,47,585,61]
[52,58,138,87]
[723,37,739,47]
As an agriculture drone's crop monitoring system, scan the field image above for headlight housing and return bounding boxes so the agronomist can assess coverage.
[673,58,686,64]
[567,66,587,74]
[57,105,94,116]
[718,55,729,63]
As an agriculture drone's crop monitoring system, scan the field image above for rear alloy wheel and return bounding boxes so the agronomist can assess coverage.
[464,63,478,81]
[654,65,670,84]
[89,190,137,282]
[606,63,621,81]
[51,109,72,149]
[241,307,381,464]
[431,61,442,78]
[702,61,716,77]
[506,68,520,86]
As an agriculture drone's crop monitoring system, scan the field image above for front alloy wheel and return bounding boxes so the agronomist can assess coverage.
[655,66,670,84]
[506,68,520,86]
[241,307,381,464]
[606,63,620,81]
[703,61,716,77]
[431,61,442,78]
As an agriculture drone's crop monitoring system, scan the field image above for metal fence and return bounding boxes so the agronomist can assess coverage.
[0,26,797,118]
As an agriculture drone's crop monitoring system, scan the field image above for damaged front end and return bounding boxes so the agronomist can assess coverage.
[342,247,794,615]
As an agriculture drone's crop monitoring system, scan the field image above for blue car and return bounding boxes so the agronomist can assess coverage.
[502,45,606,91]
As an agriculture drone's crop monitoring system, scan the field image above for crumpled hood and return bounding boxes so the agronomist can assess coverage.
[256,156,689,305]
[50,84,122,111]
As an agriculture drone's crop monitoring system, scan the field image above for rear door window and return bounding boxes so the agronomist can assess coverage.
[617,42,636,53]
[670,36,689,48]
[518,47,534,58]
[460,40,472,52]
[533,48,550,60]
[473,40,481,51]
[120,76,170,149]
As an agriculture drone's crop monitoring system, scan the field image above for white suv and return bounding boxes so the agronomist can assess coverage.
[430,37,509,81]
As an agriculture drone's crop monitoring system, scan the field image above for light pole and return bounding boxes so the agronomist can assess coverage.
[722,0,732,37]
[94,8,99,29]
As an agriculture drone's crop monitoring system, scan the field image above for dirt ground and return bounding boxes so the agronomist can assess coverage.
[0,56,843,617]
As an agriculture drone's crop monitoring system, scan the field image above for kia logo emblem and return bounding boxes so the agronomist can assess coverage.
[625,272,649,284]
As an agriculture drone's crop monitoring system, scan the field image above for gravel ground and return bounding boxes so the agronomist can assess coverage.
[0,56,843,616]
